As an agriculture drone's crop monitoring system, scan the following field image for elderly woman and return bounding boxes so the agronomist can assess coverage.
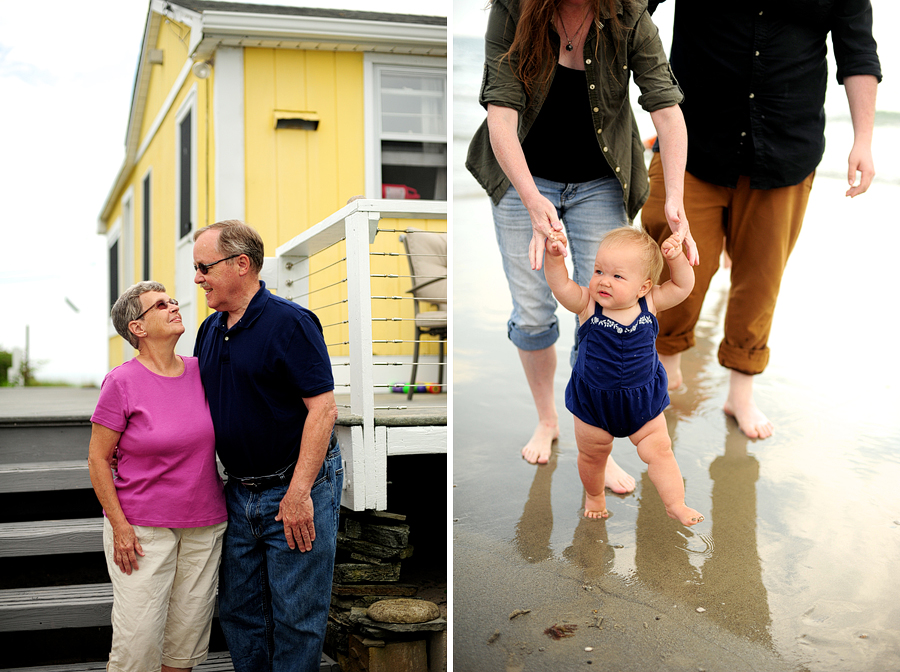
[466,0,696,474]
[88,281,227,672]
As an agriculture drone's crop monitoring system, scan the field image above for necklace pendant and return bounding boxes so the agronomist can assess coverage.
[566,42,573,51]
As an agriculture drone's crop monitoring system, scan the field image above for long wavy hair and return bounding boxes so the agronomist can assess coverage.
[502,0,631,95]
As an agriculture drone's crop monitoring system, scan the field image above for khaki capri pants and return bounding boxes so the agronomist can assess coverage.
[103,518,227,671]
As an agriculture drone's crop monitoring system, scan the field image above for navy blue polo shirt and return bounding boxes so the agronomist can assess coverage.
[194,281,334,478]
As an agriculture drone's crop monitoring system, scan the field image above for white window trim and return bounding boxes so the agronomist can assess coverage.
[213,47,246,222]
[363,53,447,199]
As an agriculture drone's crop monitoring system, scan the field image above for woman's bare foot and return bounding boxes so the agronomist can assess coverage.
[724,370,773,439]
[666,503,704,526]
[658,352,683,390]
[583,491,608,519]
[521,421,560,465]
[604,457,635,494]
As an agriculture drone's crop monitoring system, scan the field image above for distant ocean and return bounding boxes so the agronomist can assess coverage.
[453,35,489,199]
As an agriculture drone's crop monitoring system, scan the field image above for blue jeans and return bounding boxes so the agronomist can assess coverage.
[218,441,343,672]
[492,176,627,363]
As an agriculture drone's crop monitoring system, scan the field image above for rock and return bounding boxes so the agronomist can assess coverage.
[368,598,440,624]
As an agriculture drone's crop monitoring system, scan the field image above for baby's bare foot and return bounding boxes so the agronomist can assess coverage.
[604,457,635,494]
[666,503,704,527]
[521,422,560,465]
[583,492,608,519]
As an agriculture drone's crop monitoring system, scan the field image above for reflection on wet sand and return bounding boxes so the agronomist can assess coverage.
[514,447,557,564]
[633,419,772,646]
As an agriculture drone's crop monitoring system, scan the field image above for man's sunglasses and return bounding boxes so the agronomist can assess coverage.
[193,254,241,275]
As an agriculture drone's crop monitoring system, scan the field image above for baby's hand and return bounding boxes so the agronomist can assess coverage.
[660,233,683,260]
[544,229,568,258]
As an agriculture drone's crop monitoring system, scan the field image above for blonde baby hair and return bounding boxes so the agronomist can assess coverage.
[601,227,665,286]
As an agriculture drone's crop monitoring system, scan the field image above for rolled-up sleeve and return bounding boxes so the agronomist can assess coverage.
[478,0,528,112]
[831,0,882,84]
[629,11,684,112]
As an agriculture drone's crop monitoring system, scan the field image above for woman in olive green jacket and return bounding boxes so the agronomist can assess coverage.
[466,0,697,473]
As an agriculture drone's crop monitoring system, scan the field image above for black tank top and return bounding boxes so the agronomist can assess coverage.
[522,64,614,184]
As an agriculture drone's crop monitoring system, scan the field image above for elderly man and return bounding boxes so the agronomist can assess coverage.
[192,219,341,672]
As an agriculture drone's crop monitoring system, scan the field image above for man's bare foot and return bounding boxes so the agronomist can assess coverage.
[666,503,704,526]
[521,421,560,465]
[583,492,608,519]
[604,457,635,494]
[658,352,683,390]
[724,370,773,439]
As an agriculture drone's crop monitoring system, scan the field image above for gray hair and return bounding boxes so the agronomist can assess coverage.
[193,219,265,273]
[111,281,167,349]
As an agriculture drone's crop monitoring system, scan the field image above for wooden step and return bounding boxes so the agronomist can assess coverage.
[0,584,112,632]
[0,461,91,494]
[0,518,103,558]
[0,650,236,671]
[0,647,341,671]
[0,585,340,671]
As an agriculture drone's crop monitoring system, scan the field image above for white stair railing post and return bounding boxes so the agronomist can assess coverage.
[344,210,385,510]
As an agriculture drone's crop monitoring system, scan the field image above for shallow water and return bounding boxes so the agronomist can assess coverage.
[451,120,900,670]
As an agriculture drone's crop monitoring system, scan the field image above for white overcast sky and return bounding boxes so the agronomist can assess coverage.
[0,0,447,386]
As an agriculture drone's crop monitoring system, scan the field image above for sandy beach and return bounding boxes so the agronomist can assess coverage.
[451,32,900,666]
[452,179,900,671]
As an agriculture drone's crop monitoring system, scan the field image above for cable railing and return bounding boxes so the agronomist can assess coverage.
[261,199,447,510]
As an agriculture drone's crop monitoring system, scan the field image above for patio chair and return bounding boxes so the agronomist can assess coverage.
[401,228,447,400]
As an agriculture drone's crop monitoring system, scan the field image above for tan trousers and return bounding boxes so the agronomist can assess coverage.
[641,152,814,375]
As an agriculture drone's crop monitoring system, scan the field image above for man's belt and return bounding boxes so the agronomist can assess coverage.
[231,433,337,493]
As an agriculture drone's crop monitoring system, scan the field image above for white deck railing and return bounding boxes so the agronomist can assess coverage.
[261,199,447,511]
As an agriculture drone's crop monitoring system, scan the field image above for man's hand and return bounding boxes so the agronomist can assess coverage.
[276,488,316,552]
[664,197,699,266]
[846,143,875,197]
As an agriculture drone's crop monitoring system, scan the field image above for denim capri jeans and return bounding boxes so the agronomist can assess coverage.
[492,175,628,362]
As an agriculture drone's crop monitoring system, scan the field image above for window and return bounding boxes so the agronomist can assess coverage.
[178,110,193,240]
[108,239,119,311]
[142,172,151,281]
[367,57,447,201]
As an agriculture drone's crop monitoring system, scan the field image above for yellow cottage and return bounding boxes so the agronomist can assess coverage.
[98,0,447,368]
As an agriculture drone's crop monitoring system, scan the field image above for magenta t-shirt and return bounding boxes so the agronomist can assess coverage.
[91,357,227,528]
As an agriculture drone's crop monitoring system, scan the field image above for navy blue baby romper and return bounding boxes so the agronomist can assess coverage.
[565,296,669,437]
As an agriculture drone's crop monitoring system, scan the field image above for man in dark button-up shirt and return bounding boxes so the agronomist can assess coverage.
[642,1,881,439]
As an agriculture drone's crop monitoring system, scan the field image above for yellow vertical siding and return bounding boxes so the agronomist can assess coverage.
[243,48,366,240]
[243,49,280,244]
[241,47,443,362]
[140,20,192,143]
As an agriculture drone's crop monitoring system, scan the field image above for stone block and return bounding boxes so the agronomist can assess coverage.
[369,640,428,672]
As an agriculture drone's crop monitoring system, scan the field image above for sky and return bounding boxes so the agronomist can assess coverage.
[0,0,449,387]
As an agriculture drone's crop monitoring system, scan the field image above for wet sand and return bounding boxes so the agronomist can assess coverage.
[451,172,900,670]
